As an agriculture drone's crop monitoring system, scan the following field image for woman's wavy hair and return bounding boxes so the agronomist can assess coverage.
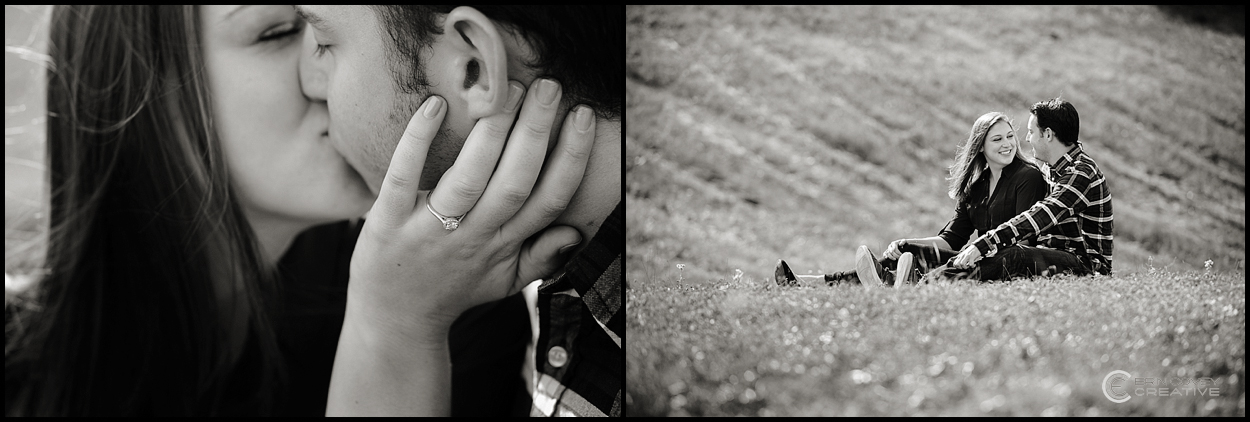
[946,112,1040,204]
[5,5,285,416]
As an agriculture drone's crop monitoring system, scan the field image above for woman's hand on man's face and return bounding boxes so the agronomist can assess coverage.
[346,78,596,343]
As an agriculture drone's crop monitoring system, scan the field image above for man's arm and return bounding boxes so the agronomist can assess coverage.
[972,164,1096,257]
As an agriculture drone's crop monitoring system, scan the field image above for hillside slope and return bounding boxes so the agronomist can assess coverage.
[627,5,1245,284]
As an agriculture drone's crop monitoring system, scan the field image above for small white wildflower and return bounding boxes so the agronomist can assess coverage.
[1204,260,1214,271]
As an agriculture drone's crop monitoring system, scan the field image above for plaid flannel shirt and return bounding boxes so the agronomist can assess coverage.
[971,145,1114,275]
[529,200,623,416]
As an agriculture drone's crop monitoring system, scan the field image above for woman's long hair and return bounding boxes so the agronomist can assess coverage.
[946,112,1040,205]
[6,5,285,415]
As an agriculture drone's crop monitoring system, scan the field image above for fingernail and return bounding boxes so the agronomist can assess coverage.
[537,78,560,106]
[504,82,524,113]
[423,96,443,119]
[558,241,581,256]
[574,106,593,132]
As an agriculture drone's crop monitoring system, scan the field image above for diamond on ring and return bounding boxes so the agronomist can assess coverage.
[426,202,465,231]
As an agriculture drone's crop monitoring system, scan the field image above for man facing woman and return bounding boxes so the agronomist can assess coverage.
[779,99,1114,286]
[776,111,1049,287]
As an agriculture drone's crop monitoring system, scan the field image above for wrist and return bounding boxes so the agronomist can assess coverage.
[329,308,453,416]
[973,240,989,256]
[343,299,454,351]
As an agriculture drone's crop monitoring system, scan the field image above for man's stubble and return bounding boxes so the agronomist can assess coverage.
[374,81,463,193]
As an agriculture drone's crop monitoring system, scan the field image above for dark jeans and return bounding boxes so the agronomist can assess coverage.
[930,244,1087,282]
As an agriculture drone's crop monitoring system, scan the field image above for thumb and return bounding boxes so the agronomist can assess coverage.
[515,225,582,291]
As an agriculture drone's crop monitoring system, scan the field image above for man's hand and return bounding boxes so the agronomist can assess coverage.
[883,239,909,260]
[951,245,983,268]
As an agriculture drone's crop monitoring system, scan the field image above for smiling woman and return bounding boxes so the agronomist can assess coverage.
[775,111,1048,287]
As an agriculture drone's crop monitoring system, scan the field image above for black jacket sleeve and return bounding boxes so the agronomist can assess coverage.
[938,200,975,251]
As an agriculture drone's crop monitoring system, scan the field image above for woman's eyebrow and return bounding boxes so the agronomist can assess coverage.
[224,5,251,22]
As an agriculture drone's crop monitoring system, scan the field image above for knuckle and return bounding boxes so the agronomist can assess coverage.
[447,241,481,263]
[403,124,434,144]
[480,119,511,140]
[385,170,416,189]
[557,137,592,162]
[534,195,571,221]
[497,233,523,253]
[446,176,486,201]
[498,183,533,206]
[521,118,554,139]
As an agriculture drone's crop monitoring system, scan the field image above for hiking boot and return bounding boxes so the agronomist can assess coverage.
[894,252,920,288]
[824,270,860,287]
[775,259,799,287]
[855,245,888,288]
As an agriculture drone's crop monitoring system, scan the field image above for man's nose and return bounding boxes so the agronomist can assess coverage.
[299,29,328,102]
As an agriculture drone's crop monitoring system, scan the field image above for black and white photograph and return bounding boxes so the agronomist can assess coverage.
[6,5,622,416]
[626,5,1244,416]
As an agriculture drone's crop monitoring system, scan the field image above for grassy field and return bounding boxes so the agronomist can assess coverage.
[626,269,1245,416]
[626,5,1245,416]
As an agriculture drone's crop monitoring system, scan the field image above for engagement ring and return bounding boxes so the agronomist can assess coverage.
[426,202,465,231]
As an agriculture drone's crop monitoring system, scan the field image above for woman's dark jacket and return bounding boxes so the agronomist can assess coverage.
[938,158,1049,251]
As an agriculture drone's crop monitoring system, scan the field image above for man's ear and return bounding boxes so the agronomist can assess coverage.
[442,6,508,119]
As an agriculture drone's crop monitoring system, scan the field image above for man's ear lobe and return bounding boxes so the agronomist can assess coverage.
[444,6,507,119]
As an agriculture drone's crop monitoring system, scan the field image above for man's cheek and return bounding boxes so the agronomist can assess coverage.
[367,139,396,187]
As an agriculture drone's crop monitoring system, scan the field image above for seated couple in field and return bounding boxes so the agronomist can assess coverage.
[776,98,1114,288]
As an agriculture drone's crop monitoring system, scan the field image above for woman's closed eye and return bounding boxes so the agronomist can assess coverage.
[258,19,305,43]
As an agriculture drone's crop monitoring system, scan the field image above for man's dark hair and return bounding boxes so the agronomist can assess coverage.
[370,5,623,120]
[1030,98,1080,146]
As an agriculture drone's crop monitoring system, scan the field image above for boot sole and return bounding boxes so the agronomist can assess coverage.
[855,245,883,288]
[775,259,798,287]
